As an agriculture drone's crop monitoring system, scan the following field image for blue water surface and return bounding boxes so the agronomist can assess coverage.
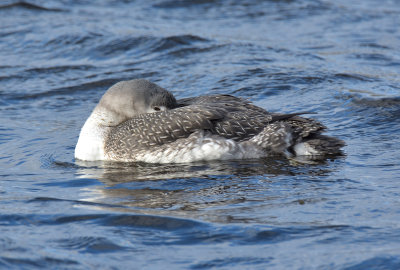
[1,0,400,269]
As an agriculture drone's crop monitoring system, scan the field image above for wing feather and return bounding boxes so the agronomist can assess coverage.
[104,104,225,153]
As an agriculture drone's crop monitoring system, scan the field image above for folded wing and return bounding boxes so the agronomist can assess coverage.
[105,94,328,157]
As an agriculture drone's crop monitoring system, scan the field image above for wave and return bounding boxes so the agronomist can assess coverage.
[1,210,374,246]
[0,1,63,12]
[93,34,209,58]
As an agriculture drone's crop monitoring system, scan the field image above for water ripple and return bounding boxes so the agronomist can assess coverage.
[343,256,400,270]
[0,256,78,269]
[56,236,125,253]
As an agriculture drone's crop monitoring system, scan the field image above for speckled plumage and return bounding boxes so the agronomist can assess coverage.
[75,79,344,163]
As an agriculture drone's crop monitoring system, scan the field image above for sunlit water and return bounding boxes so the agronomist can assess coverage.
[1,0,400,269]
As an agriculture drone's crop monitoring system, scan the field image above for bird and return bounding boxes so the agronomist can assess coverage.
[75,79,344,163]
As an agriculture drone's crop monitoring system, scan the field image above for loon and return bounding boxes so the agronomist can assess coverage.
[75,79,344,163]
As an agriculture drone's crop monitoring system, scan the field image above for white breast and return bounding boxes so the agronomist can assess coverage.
[75,117,108,161]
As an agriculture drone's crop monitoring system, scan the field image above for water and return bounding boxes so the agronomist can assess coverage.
[1,0,400,269]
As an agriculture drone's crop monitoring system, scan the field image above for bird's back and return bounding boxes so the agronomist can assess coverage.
[178,95,325,143]
[104,94,344,162]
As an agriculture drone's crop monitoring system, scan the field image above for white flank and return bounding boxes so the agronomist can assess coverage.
[293,142,319,156]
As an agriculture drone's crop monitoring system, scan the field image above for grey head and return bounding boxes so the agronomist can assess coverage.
[94,79,177,126]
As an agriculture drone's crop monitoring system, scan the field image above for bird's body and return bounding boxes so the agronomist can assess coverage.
[75,79,344,163]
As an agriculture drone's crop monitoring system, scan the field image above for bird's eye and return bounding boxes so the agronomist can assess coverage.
[153,107,161,111]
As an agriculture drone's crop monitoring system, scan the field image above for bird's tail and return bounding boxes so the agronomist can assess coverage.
[246,120,345,161]
[292,134,345,159]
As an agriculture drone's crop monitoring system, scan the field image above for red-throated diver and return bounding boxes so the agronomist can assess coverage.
[75,79,344,163]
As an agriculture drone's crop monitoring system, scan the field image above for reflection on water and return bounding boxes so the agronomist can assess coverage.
[75,157,340,182]
[73,158,344,223]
